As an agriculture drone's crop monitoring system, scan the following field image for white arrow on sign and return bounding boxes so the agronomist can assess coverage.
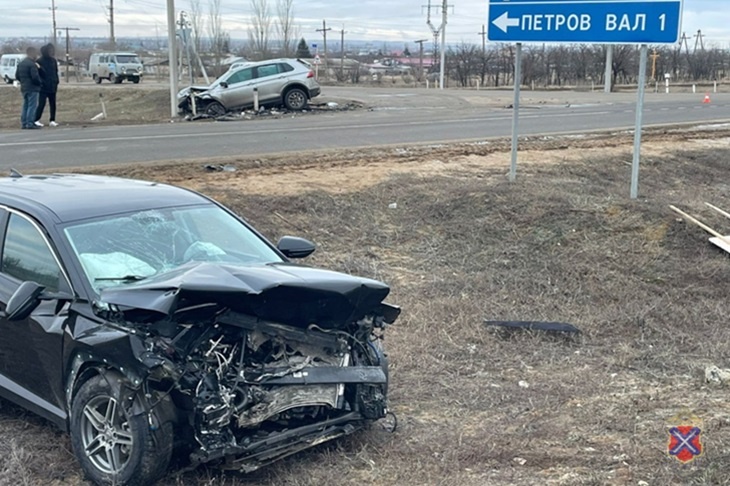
[492,12,520,33]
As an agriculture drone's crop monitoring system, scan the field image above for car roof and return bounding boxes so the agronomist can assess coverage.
[0,174,208,224]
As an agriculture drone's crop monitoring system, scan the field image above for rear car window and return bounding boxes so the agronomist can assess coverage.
[2,214,62,291]
[279,63,294,73]
[257,64,279,78]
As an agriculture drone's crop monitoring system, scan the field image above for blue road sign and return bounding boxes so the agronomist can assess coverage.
[488,0,683,44]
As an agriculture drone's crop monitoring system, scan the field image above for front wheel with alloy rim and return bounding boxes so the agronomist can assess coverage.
[284,88,308,111]
[70,373,173,486]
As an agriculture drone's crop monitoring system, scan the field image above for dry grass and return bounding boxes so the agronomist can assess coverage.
[3,133,730,485]
[0,85,171,129]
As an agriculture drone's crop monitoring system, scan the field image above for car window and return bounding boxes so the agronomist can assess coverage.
[257,64,279,78]
[279,63,294,73]
[226,68,254,85]
[2,214,63,292]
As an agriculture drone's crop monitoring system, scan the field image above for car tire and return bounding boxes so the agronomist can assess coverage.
[284,88,308,111]
[70,373,173,486]
[93,74,101,84]
[4,75,11,85]
[204,101,226,118]
[132,77,141,84]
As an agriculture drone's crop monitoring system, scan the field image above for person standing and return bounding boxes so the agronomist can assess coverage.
[15,47,42,130]
[35,44,59,127]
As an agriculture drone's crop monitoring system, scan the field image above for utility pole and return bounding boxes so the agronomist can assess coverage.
[340,26,346,81]
[423,0,452,90]
[166,0,179,118]
[650,48,660,81]
[478,25,487,87]
[478,24,486,55]
[693,30,705,52]
[108,0,116,47]
[604,45,613,93]
[58,27,80,83]
[316,20,332,79]
[415,39,428,82]
[49,0,58,45]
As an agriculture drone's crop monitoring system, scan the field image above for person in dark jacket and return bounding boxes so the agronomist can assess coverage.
[35,44,59,127]
[15,46,42,130]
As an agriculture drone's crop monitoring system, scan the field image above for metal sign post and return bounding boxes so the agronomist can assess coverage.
[510,43,522,183]
[488,0,683,190]
[631,45,648,199]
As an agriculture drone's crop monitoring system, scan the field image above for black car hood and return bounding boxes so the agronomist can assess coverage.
[97,262,391,329]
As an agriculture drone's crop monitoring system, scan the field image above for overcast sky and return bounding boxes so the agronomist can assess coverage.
[0,0,727,47]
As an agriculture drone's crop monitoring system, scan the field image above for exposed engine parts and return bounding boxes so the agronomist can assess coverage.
[117,309,394,471]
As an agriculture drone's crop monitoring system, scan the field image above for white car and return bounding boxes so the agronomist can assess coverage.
[178,59,322,117]
[0,54,25,84]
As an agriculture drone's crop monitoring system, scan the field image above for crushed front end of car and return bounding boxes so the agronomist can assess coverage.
[93,263,400,473]
[177,86,219,116]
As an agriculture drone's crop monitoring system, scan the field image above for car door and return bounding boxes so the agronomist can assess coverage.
[218,67,255,109]
[254,64,285,102]
[0,211,72,419]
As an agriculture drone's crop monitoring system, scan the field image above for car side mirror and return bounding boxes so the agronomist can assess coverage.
[220,81,229,89]
[5,281,45,321]
[277,236,316,259]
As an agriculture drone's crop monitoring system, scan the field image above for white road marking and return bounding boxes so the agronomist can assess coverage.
[0,111,613,149]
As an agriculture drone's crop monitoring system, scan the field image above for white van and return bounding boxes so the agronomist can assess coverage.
[0,54,25,84]
[88,52,144,84]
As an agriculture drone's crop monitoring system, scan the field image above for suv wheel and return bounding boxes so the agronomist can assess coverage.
[205,101,226,118]
[70,373,173,486]
[4,75,11,85]
[93,74,101,84]
[284,88,308,111]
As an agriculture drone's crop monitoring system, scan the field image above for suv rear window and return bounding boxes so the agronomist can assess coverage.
[278,63,294,73]
[256,64,279,78]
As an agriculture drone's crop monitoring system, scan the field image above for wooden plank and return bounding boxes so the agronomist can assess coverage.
[669,205,730,248]
[705,202,730,221]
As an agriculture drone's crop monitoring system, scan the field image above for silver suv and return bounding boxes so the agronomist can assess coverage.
[178,59,321,116]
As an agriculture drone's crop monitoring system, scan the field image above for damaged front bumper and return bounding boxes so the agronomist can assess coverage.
[87,263,400,472]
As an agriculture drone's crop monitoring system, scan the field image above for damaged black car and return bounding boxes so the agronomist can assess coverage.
[0,174,399,485]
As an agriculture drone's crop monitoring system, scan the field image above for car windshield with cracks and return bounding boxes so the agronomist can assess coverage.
[63,205,284,293]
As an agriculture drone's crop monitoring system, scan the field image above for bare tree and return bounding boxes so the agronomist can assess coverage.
[208,0,229,73]
[189,0,204,56]
[276,0,297,57]
[248,0,272,58]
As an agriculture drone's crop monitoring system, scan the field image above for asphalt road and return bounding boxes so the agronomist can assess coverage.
[1,89,729,170]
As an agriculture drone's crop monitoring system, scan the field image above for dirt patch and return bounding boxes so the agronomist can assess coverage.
[3,131,730,485]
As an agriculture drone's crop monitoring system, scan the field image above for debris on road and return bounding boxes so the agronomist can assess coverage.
[705,366,730,386]
[203,164,237,173]
[184,101,362,123]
